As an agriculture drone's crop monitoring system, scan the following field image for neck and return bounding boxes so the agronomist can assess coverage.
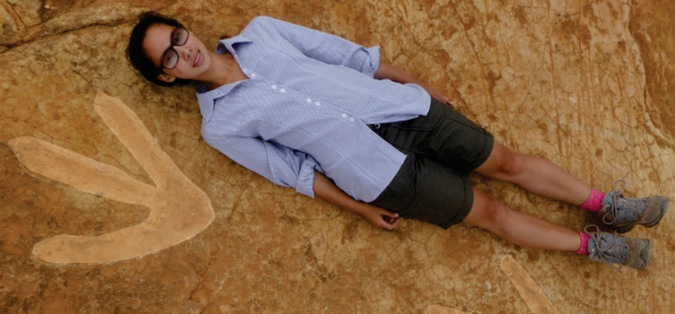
[201,52,236,90]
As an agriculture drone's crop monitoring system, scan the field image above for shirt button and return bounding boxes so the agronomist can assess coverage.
[251,73,257,78]
[272,85,277,90]
[341,113,347,118]
[349,117,355,122]
[306,98,312,103]
[280,88,286,93]
[314,101,321,106]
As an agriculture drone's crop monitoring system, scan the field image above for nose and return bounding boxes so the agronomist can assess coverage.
[174,45,192,60]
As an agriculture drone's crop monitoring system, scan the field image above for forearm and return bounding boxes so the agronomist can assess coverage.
[374,62,452,105]
[312,171,369,216]
[374,62,425,85]
[312,171,401,230]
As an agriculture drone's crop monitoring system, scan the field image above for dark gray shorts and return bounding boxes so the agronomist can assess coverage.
[368,99,494,229]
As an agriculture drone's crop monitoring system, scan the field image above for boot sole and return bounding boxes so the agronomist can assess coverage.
[633,239,650,270]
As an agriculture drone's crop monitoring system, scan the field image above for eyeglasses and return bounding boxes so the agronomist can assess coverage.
[161,26,189,70]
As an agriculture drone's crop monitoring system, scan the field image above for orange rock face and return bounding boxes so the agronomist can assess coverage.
[1,0,674,312]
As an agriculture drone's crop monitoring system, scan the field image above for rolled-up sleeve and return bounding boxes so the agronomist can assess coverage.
[250,16,381,77]
[206,135,322,198]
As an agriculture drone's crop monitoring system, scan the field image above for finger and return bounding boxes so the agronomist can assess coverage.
[390,218,400,229]
[440,96,452,106]
[380,213,401,229]
[381,215,392,224]
[430,91,451,106]
[379,220,396,230]
[381,216,400,230]
[380,209,399,218]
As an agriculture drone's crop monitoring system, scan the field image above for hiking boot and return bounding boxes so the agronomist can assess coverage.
[585,225,650,270]
[599,180,669,233]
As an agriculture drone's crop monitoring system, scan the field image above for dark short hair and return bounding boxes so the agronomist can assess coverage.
[126,12,190,87]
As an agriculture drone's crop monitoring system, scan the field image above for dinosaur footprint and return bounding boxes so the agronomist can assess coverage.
[500,255,560,314]
[425,256,560,313]
[9,91,215,264]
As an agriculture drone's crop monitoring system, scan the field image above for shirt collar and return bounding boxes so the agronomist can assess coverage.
[216,34,252,54]
[196,34,253,121]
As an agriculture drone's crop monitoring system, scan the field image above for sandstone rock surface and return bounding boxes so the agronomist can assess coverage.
[1,0,674,312]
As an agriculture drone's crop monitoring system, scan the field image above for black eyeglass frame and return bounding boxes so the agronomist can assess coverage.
[160,25,189,71]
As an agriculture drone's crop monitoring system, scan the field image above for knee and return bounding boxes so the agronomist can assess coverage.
[479,143,529,180]
[495,150,527,179]
[485,199,511,225]
[471,197,512,230]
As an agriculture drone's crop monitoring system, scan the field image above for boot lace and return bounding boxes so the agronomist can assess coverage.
[601,179,647,226]
[584,225,628,270]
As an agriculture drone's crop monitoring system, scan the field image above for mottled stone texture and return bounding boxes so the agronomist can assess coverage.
[1,0,674,313]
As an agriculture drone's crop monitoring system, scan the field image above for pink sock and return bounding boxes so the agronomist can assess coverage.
[581,189,604,212]
[575,231,590,255]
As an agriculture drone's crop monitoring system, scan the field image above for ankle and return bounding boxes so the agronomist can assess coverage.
[581,189,604,212]
[575,230,590,255]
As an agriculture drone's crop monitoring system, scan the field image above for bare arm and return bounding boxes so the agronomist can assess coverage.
[374,62,452,105]
[312,171,400,230]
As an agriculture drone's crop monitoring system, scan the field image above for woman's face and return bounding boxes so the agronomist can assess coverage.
[142,23,211,83]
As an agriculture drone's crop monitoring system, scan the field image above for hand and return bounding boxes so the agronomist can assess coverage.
[374,62,454,107]
[359,204,401,230]
[420,83,454,107]
[313,171,401,231]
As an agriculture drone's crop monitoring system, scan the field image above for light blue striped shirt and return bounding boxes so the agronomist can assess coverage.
[197,16,431,202]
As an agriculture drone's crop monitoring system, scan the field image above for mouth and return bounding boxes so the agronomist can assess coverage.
[193,51,202,67]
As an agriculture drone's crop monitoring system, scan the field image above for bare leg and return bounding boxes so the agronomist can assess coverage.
[475,142,592,206]
[464,188,580,251]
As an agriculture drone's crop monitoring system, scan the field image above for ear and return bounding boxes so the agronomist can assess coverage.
[157,73,176,83]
